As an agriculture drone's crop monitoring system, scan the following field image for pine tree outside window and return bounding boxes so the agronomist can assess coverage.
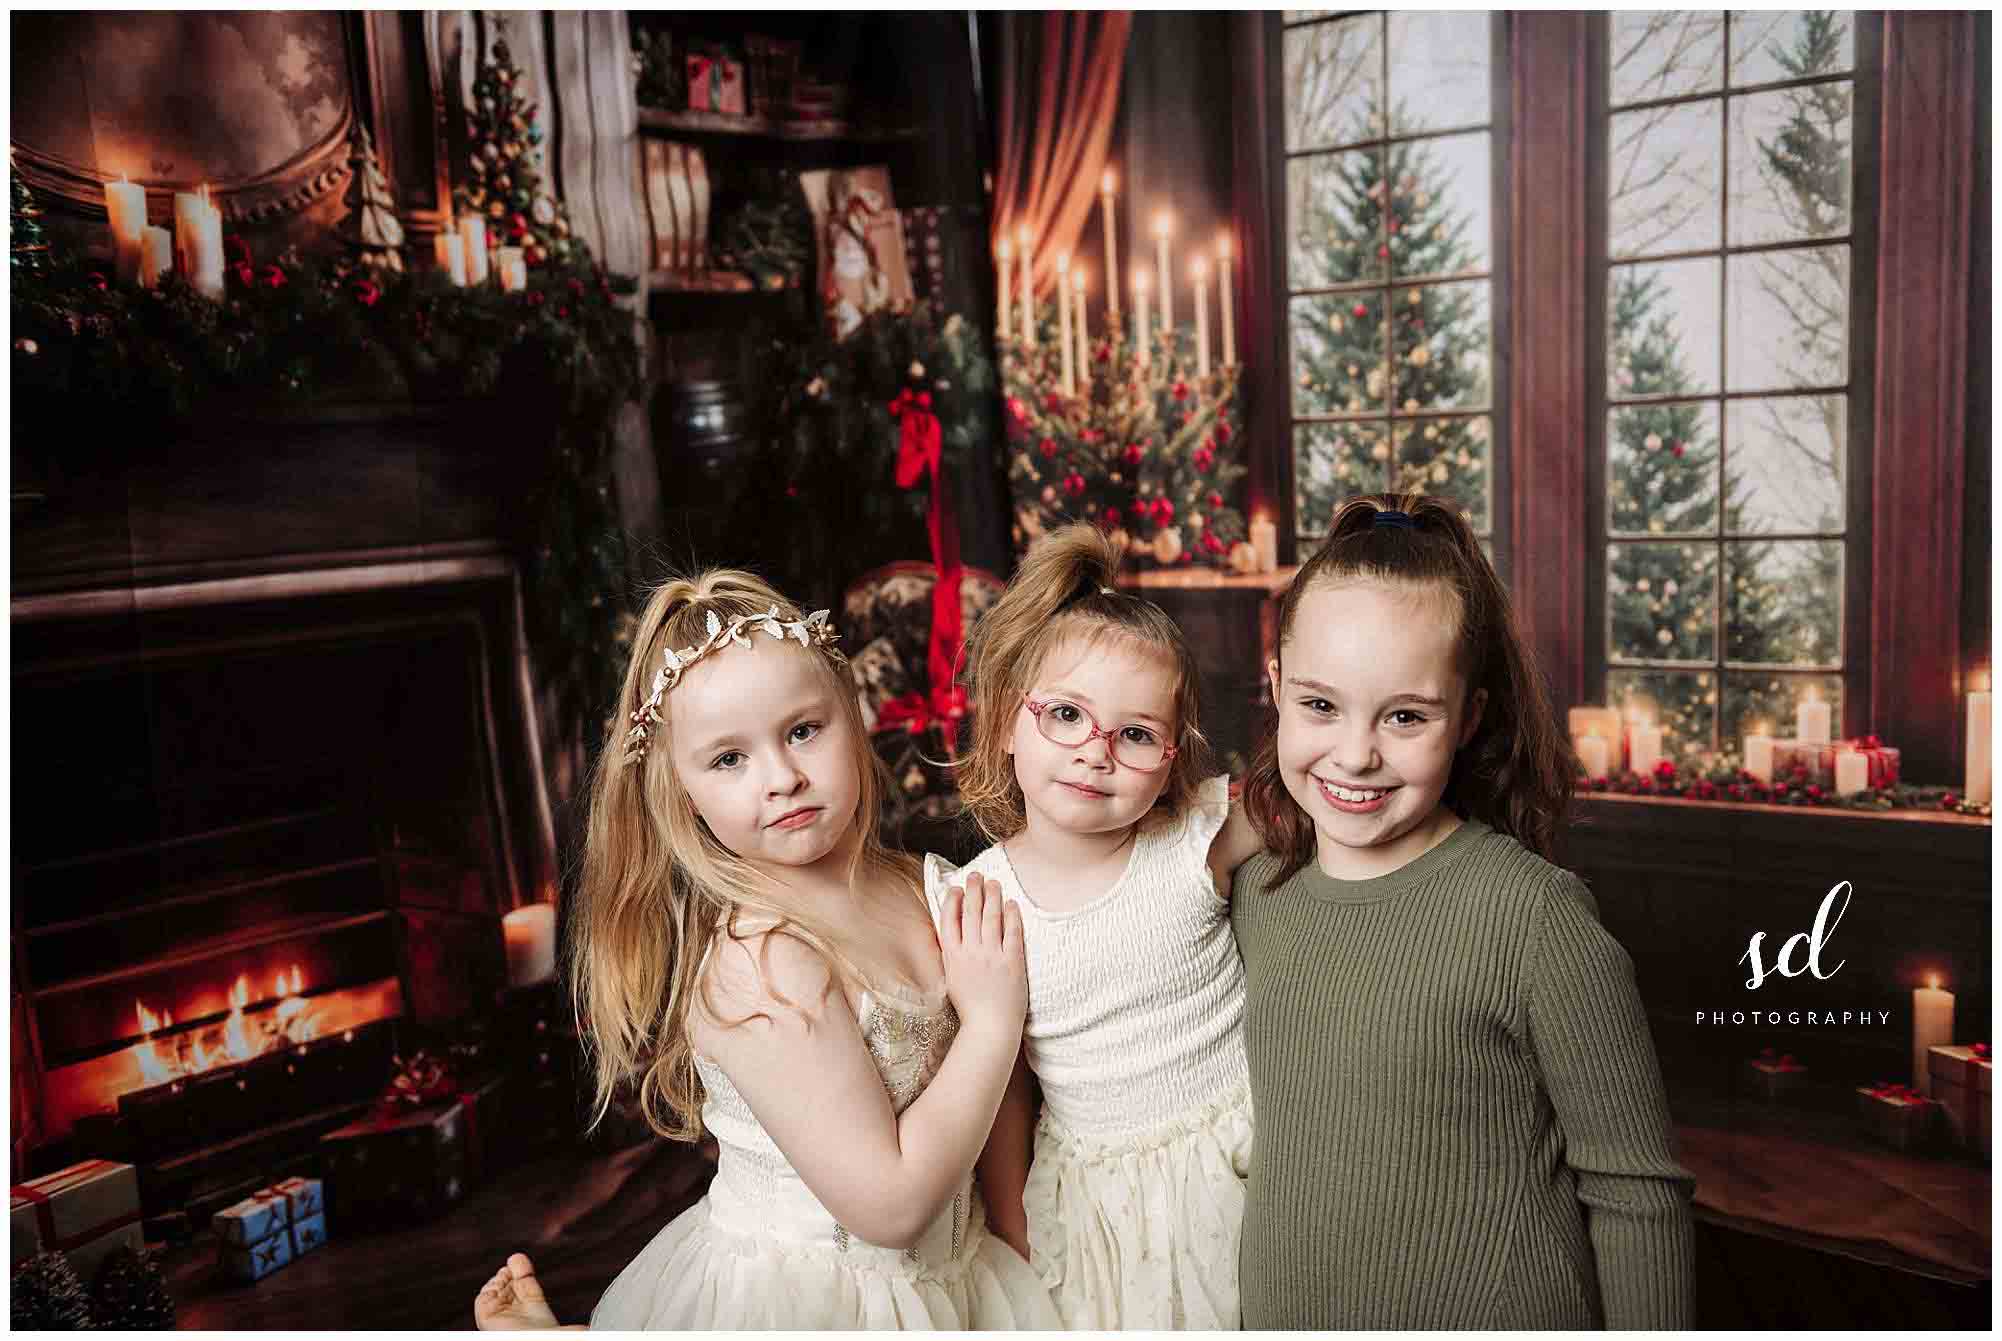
[1279,11,1504,559]
[1593,11,1874,761]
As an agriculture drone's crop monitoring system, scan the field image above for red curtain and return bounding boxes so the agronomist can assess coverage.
[993,11,1132,299]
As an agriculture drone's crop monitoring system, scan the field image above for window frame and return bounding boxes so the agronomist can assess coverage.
[1583,11,1882,752]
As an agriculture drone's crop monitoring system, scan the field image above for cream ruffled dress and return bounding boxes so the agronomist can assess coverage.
[925,775,1255,1329]
[590,983,1060,1329]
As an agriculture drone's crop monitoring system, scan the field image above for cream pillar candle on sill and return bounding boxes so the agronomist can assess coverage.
[494,246,527,293]
[173,186,225,301]
[460,215,491,286]
[503,903,558,988]
[1913,976,1955,1094]
[1833,748,1869,796]
[1966,682,1991,805]
[103,175,148,285]
[1796,688,1831,744]
[138,226,173,290]
[434,231,467,286]
[1250,515,1278,574]
[1577,731,1611,779]
[1743,726,1774,783]
[1628,717,1663,776]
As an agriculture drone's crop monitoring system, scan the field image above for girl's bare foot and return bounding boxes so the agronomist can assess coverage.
[475,1252,574,1330]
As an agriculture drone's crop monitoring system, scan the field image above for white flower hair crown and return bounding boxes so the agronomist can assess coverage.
[624,605,842,764]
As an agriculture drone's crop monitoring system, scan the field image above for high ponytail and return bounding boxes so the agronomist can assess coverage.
[957,524,1212,843]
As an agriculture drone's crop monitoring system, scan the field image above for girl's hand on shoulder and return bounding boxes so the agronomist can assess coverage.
[1207,795,1265,899]
[937,873,1027,1041]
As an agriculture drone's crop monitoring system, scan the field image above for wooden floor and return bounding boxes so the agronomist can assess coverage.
[164,1137,714,1330]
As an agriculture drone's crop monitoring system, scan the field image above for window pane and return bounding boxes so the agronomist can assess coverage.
[1726,539,1842,666]
[1610,259,1722,395]
[1289,149,1386,289]
[1728,87,1852,247]
[1285,15,1382,151]
[1726,246,1848,391]
[1721,672,1843,753]
[1385,11,1489,134]
[1389,132,1490,278]
[1730,10,1854,88]
[1393,418,1490,530]
[1609,102,1722,258]
[1607,668,1717,762]
[1294,420,1388,534]
[1610,11,1725,107]
[1725,395,1845,534]
[1292,292,1387,416]
[1609,541,1719,661]
[1394,281,1489,411]
[1610,402,1720,535]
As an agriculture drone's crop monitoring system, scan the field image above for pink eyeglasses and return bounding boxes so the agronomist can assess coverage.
[1022,695,1178,772]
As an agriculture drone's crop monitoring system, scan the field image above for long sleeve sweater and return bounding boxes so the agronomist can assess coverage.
[1229,817,1696,1329]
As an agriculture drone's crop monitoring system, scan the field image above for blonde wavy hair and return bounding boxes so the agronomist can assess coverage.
[957,524,1211,844]
[568,569,921,1143]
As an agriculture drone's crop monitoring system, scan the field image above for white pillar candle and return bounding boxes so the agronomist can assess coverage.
[1743,727,1774,783]
[1071,267,1089,390]
[1056,252,1073,395]
[1192,258,1210,378]
[995,234,1012,340]
[1629,717,1663,776]
[1577,731,1611,779]
[103,175,148,284]
[1017,226,1034,348]
[1100,169,1120,326]
[494,246,527,293]
[460,215,490,286]
[1133,266,1152,370]
[503,903,558,988]
[1913,976,1955,1094]
[137,225,172,289]
[172,191,204,282]
[434,231,467,286]
[1834,748,1869,796]
[1154,211,1174,336]
[190,188,225,301]
[1796,689,1831,744]
[1217,233,1236,367]
[1250,515,1278,573]
[1967,687,1991,805]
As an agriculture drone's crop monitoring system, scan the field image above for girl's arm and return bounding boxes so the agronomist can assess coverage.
[1525,874,1696,1329]
[696,878,1026,1250]
[973,1046,1039,1260]
[1207,792,1265,899]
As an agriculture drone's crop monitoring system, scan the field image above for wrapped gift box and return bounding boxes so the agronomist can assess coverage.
[1856,1082,1939,1151]
[1814,737,1901,790]
[220,1219,293,1283]
[1928,1044,1992,1154]
[1746,1050,1808,1101]
[273,1175,324,1223]
[213,1186,289,1247]
[320,1101,468,1229]
[685,51,746,116]
[10,1159,144,1281]
[1770,739,1832,784]
[215,1179,330,1283]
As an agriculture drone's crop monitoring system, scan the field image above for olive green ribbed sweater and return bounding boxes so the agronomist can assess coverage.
[1229,818,1696,1330]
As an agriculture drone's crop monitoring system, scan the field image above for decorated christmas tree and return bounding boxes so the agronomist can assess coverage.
[343,125,405,272]
[457,28,584,270]
[1289,113,1490,536]
[12,155,50,274]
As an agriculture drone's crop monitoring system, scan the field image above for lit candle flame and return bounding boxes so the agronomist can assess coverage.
[1191,258,1208,281]
[1132,267,1150,294]
[1928,973,1941,992]
[1217,233,1232,261]
[1101,168,1117,195]
[1153,210,1174,239]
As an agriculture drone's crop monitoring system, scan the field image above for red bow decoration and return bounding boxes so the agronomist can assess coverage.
[891,387,965,755]
[875,684,969,748]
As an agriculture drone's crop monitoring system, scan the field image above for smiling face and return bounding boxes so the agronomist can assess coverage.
[1268,580,1487,880]
[1008,635,1181,839]
[667,635,862,878]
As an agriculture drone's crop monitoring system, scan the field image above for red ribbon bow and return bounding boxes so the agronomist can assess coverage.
[891,388,963,750]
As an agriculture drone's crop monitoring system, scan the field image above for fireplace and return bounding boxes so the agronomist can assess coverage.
[12,406,561,1228]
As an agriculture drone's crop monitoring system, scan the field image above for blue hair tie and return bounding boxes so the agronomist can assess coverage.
[1373,509,1417,530]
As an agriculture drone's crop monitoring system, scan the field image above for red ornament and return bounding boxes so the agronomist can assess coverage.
[1105,507,1121,526]
[1062,473,1086,498]
[1215,421,1232,443]
[1123,444,1144,467]
[528,290,545,307]
[1039,438,1057,459]
[231,261,255,289]
[1377,245,1390,259]
[1171,379,1189,403]
[1208,492,1223,508]
[1194,448,1215,473]
[1352,302,1368,319]
[352,276,381,307]
[1671,443,1686,458]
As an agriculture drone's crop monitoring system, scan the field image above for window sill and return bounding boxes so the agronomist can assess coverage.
[1576,791,1990,828]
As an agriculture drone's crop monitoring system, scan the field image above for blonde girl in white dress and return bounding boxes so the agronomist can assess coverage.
[473,570,1058,1330]
[931,525,1265,1329]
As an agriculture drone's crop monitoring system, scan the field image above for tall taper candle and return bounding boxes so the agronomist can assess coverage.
[1056,252,1073,395]
[460,214,490,286]
[103,175,148,285]
[1133,266,1152,370]
[1072,266,1089,389]
[1017,225,1034,348]
[1100,169,1120,326]
[1796,687,1831,744]
[1192,258,1210,378]
[1743,724,1774,783]
[1967,683,1991,805]
[1913,975,1955,1094]
[996,234,1012,340]
[1217,233,1236,366]
[1154,211,1174,336]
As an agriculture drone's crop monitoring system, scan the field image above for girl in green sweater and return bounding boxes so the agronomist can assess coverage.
[1231,493,1696,1329]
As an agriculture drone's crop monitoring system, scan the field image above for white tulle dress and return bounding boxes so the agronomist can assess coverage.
[924,775,1254,1329]
[590,982,1060,1330]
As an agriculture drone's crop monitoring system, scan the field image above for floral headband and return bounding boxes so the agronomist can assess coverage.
[624,606,843,765]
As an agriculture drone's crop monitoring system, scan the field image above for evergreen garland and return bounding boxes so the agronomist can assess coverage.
[11,1251,94,1330]
[89,1245,176,1330]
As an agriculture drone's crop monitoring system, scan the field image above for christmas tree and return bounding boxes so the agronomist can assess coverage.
[12,154,50,274]
[1289,109,1490,537]
[343,125,406,272]
[11,1251,94,1330]
[457,28,584,270]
